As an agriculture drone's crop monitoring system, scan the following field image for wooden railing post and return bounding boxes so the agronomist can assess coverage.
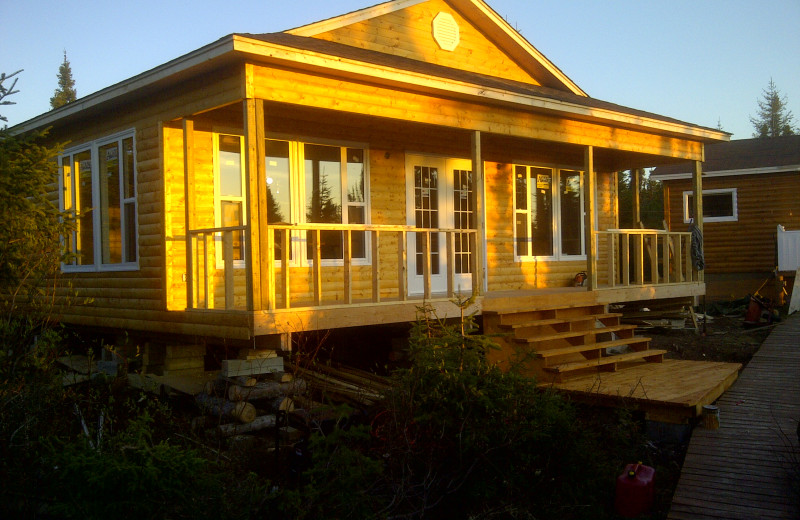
[372,230,381,303]
[398,230,407,301]
[584,146,598,289]
[183,118,195,310]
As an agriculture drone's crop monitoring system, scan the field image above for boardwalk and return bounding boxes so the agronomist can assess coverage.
[668,314,800,519]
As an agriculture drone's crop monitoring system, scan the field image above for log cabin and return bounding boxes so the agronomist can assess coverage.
[12,0,737,410]
[652,135,800,302]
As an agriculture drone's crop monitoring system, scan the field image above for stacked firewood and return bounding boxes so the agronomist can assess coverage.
[193,353,391,439]
[194,371,305,438]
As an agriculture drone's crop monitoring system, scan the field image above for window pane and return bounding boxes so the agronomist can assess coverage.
[704,193,734,218]
[99,142,122,264]
[686,193,735,220]
[305,143,342,224]
[221,201,243,261]
[305,144,342,260]
[348,206,366,259]
[219,135,242,197]
[61,156,74,260]
[265,139,290,223]
[560,170,582,256]
[531,167,553,257]
[122,137,135,199]
[124,202,137,263]
[75,151,94,265]
[346,148,364,203]
[515,212,529,256]
[514,165,528,211]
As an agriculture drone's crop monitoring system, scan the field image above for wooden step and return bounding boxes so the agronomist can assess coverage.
[491,305,607,326]
[505,312,622,330]
[535,337,652,366]
[514,324,638,343]
[543,349,667,374]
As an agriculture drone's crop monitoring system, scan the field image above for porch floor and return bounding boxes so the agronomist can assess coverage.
[537,358,742,424]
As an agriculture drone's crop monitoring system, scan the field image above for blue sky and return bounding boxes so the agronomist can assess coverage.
[2,0,798,140]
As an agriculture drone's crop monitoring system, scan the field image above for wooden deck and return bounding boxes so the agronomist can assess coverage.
[539,359,742,423]
[668,314,800,520]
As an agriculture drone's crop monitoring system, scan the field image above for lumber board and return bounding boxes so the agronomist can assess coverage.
[221,357,285,377]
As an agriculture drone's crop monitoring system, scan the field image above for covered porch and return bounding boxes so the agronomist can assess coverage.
[168,99,709,331]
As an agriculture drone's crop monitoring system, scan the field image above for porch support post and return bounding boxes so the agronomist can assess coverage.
[244,98,268,310]
[183,118,195,310]
[584,146,597,290]
[470,130,486,295]
[631,168,642,227]
[692,159,704,282]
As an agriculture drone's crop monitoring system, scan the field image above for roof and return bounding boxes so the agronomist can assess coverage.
[652,135,800,179]
[11,0,729,144]
[242,32,720,135]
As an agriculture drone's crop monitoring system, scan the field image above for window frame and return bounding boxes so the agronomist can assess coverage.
[59,129,138,272]
[212,132,371,268]
[512,163,586,262]
[682,188,738,223]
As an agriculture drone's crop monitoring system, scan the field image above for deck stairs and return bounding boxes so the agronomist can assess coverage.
[484,304,667,383]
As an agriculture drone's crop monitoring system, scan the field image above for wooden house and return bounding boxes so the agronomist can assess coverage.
[652,135,800,302]
[13,0,738,418]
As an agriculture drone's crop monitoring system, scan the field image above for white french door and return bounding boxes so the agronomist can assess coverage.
[406,154,474,296]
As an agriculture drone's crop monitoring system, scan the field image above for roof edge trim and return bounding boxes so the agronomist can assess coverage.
[11,37,236,134]
[286,0,427,36]
[462,0,586,97]
[654,164,800,181]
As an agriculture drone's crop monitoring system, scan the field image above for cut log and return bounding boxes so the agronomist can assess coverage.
[204,376,257,396]
[267,396,295,413]
[194,393,256,423]
[227,379,307,402]
[216,414,277,437]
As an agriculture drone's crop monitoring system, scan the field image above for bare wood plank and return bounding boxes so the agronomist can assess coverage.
[371,230,381,303]
[583,146,597,290]
[344,229,353,304]
[398,230,407,301]
[183,118,195,309]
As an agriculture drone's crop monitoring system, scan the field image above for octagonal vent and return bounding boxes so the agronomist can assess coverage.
[432,12,460,52]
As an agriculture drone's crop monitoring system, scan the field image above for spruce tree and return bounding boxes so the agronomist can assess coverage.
[749,78,797,138]
[50,51,77,109]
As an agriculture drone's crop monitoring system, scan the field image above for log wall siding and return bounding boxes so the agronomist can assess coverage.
[484,161,617,291]
[250,65,704,162]
[313,0,538,85]
[663,172,800,274]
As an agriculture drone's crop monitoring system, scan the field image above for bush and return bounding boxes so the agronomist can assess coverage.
[272,304,645,519]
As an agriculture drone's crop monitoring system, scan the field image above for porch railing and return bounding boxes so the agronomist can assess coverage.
[596,229,700,288]
[187,224,478,311]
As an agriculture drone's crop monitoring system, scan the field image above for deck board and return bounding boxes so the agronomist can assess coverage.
[668,313,800,520]
[540,358,742,423]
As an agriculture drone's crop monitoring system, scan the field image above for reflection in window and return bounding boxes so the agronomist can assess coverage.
[514,165,583,259]
[60,132,138,269]
[217,135,245,261]
[266,139,291,260]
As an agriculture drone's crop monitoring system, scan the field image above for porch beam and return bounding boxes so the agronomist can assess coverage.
[471,130,485,295]
[692,160,704,282]
[631,168,642,226]
[243,98,268,310]
[183,118,195,310]
[584,146,598,290]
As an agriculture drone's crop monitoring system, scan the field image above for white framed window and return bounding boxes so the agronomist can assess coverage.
[683,188,738,223]
[214,134,247,266]
[60,130,138,271]
[214,133,370,266]
[513,164,585,261]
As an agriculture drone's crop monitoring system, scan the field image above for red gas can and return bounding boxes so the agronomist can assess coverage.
[614,463,655,518]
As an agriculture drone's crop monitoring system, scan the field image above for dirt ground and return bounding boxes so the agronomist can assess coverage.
[645,311,775,367]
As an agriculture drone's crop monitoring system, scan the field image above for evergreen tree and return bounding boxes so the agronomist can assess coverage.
[50,51,77,109]
[749,78,797,138]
